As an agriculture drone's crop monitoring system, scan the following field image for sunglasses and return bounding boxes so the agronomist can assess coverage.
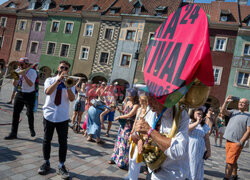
[60,66,69,71]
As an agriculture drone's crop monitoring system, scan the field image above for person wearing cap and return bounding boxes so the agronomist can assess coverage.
[135,94,190,180]
[38,60,75,179]
[4,57,37,140]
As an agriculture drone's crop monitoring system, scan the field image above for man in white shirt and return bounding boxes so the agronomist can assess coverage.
[5,57,37,140]
[135,95,190,180]
[38,61,75,179]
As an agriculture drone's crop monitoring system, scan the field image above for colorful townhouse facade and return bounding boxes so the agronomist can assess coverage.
[226,4,250,106]
[38,0,82,83]
[77,0,120,83]
[0,0,29,72]
[134,0,182,86]
[207,1,240,108]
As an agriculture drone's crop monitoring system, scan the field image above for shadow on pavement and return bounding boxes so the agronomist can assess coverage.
[204,170,224,178]
[0,146,21,163]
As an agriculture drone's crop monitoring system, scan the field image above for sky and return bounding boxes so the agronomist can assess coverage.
[0,0,249,6]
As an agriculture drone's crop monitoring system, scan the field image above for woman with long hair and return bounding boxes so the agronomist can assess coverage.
[189,108,211,180]
[108,88,139,170]
[127,94,148,179]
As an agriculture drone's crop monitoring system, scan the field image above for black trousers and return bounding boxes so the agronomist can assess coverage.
[43,118,69,163]
[11,91,36,135]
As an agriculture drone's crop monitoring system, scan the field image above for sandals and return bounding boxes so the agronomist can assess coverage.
[108,160,115,164]
[96,140,105,144]
[105,133,109,137]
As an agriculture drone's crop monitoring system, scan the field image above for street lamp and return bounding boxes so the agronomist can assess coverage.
[131,41,141,87]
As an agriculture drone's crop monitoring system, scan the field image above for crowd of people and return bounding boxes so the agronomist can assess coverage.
[2,58,250,180]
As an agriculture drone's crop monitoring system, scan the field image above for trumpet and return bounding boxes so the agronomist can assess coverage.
[63,75,85,88]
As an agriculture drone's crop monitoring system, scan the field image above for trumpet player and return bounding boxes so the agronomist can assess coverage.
[38,61,75,179]
[135,94,190,180]
[4,57,37,140]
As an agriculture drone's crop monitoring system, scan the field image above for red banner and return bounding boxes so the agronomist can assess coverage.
[144,4,214,97]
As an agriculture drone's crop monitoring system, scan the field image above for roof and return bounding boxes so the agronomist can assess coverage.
[105,0,182,17]
[0,0,29,11]
[240,4,250,27]
[210,1,239,25]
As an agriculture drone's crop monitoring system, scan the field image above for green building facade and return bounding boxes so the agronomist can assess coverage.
[226,33,250,101]
[39,15,81,82]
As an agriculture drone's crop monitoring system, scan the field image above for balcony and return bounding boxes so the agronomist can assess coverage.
[232,55,250,69]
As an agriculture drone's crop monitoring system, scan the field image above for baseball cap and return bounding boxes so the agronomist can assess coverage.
[18,57,29,64]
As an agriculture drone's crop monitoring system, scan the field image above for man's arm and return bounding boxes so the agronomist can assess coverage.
[45,79,61,95]
[221,95,233,117]
[238,126,250,147]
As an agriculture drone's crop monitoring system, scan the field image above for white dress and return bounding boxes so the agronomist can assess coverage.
[188,121,210,180]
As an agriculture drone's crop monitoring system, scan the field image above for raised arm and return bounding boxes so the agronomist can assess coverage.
[221,95,233,117]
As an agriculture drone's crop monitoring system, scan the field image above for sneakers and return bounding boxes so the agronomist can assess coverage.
[57,165,70,179]
[38,162,50,175]
[4,133,17,140]
[30,129,36,137]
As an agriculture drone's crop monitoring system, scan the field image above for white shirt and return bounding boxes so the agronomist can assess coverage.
[19,68,37,93]
[43,76,75,123]
[145,107,190,180]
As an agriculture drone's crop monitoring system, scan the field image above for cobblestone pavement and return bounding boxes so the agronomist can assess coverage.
[0,81,249,180]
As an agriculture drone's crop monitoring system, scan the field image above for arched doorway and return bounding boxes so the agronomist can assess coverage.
[39,66,52,85]
[92,76,107,84]
[112,79,130,103]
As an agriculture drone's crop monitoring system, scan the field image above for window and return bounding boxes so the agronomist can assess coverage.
[93,5,99,11]
[85,24,93,36]
[0,17,7,27]
[60,44,69,57]
[126,30,136,41]
[28,1,35,10]
[47,42,56,55]
[243,44,250,56]
[110,9,116,14]
[15,40,23,51]
[64,22,73,34]
[214,37,227,51]
[104,28,113,40]
[213,66,223,85]
[80,47,89,60]
[148,32,155,43]
[30,41,39,54]
[220,15,228,22]
[8,2,16,8]
[34,21,42,31]
[237,72,250,87]
[51,21,60,32]
[19,20,26,30]
[135,8,140,14]
[100,52,109,64]
[0,36,3,48]
[120,54,131,67]
[42,2,50,10]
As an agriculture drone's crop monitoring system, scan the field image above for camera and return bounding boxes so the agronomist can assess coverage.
[231,96,239,101]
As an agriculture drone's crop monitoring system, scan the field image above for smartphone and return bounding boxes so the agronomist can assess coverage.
[231,96,240,101]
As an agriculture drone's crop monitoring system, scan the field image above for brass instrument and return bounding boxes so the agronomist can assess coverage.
[10,63,38,80]
[63,76,84,88]
[142,79,210,171]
